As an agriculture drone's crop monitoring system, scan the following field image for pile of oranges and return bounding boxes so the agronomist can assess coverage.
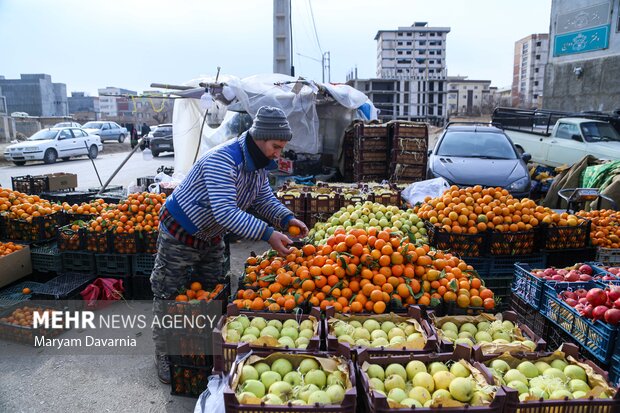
[234,227,494,314]
[0,306,53,327]
[174,282,225,302]
[95,192,164,234]
[0,189,63,221]
[416,185,583,234]
[62,199,113,218]
[0,241,24,256]
[578,209,620,248]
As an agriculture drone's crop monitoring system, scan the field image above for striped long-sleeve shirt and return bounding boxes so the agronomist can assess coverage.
[164,133,294,243]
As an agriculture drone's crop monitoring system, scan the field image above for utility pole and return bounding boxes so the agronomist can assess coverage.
[273,0,292,76]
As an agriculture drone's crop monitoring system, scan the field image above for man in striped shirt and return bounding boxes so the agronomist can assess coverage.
[151,106,308,383]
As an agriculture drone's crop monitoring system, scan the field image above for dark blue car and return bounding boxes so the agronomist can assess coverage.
[427,123,532,198]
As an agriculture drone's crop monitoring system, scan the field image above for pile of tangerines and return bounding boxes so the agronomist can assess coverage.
[0,241,24,256]
[62,198,113,218]
[92,192,164,234]
[234,227,494,314]
[416,185,584,234]
[0,189,63,221]
[174,282,225,302]
[578,209,620,248]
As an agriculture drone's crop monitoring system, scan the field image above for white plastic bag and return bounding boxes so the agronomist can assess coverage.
[401,177,450,206]
[194,374,226,413]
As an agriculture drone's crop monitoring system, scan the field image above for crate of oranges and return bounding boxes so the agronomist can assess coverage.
[0,304,66,345]
[166,282,228,334]
[57,222,87,251]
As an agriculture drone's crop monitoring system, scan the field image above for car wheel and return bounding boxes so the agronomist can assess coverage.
[118,134,125,143]
[88,145,99,159]
[152,151,160,157]
[13,161,26,166]
[61,157,70,161]
[43,149,58,164]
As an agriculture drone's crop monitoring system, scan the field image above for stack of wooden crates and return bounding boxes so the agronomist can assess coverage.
[342,120,428,184]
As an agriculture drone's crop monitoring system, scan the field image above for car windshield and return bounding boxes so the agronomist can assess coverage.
[54,122,73,127]
[27,130,58,141]
[83,122,102,129]
[436,131,517,159]
[580,122,620,143]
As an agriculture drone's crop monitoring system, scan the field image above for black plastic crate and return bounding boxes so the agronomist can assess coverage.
[30,242,62,273]
[138,230,158,254]
[509,294,548,339]
[0,302,67,345]
[109,232,138,254]
[95,253,132,277]
[57,225,85,251]
[461,256,492,277]
[82,230,110,253]
[168,334,213,367]
[131,254,155,276]
[169,362,212,397]
[11,175,50,194]
[61,251,96,274]
[0,281,44,309]
[488,230,537,256]
[539,220,591,250]
[6,213,60,242]
[56,191,94,205]
[130,275,152,300]
[480,275,513,311]
[544,247,597,267]
[425,220,488,257]
[490,253,546,276]
[34,273,96,300]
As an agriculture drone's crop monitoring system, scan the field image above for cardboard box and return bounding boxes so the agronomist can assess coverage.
[46,173,78,191]
[0,245,32,288]
[277,157,294,174]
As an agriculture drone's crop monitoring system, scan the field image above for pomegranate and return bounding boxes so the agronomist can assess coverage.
[579,274,593,281]
[586,288,608,307]
[608,287,620,302]
[557,269,569,276]
[604,309,620,325]
[592,305,608,321]
[566,270,580,282]
[578,297,589,306]
[578,264,593,275]
[552,274,565,281]
[562,291,577,300]
[565,298,578,307]
[580,305,593,318]
[543,268,557,277]
[575,289,588,298]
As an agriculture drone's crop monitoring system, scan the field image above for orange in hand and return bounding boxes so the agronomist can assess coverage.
[288,225,301,236]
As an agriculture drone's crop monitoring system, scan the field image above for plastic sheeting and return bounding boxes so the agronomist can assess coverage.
[171,73,376,176]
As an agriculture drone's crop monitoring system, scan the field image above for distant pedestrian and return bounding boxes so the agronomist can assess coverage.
[141,122,151,137]
[130,126,139,149]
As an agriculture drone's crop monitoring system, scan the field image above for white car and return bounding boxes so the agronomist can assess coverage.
[4,127,103,166]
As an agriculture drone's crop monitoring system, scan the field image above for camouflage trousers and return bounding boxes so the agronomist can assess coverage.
[150,229,225,355]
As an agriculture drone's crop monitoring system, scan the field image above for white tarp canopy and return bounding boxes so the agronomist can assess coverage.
[171,73,377,176]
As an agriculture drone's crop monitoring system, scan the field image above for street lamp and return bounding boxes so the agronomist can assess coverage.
[296,51,330,83]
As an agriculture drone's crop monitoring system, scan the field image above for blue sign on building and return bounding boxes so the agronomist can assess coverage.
[554,25,610,56]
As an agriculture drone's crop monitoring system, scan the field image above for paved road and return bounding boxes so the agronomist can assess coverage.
[0,149,175,191]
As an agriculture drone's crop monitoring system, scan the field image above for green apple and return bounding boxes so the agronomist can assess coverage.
[280,326,298,340]
[450,362,471,378]
[250,317,267,330]
[572,391,587,399]
[326,384,346,403]
[474,331,493,343]
[459,323,478,336]
[449,377,474,402]
[543,368,566,381]
[400,398,423,407]
[504,369,528,385]
[413,372,435,393]
[385,364,407,381]
[490,359,510,375]
[363,319,381,333]
[405,360,427,381]
[568,379,590,393]
[267,319,282,330]
[269,381,292,399]
[384,374,407,392]
[278,336,295,348]
[236,315,250,330]
[240,365,259,383]
[432,389,454,403]
[477,321,491,331]
[534,361,551,375]
[408,386,431,404]
[381,321,396,334]
[240,333,258,343]
[517,361,539,379]
[550,359,568,371]
[241,379,265,398]
[550,389,573,400]
[260,371,282,391]
[369,377,385,392]
[387,388,408,403]
[270,358,293,378]
[244,326,260,337]
[254,362,270,377]
[564,365,587,382]
[441,322,459,334]
[367,364,385,380]
[284,371,303,386]
[529,387,549,400]
[428,362,448,376]
[507,380,529,395]
[299,319,313,330]
[282,319,299,329]
[371,329,388,341]
[307,391,331,405]
[259,325,280,339]
[305,369,327,389]
[433,371,455,390]
[353,327,371,341]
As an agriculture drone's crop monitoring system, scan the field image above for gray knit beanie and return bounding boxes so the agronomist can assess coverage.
[249,106,293,141]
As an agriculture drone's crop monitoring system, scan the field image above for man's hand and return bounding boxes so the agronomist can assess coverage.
[268,231,293,256]
[288,218,309,238]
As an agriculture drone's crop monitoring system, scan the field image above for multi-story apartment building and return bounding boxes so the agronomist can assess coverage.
[98,87,136,118]
[512,34,549,108]
[446,77,492,116]
[347,22,450,124]
[543,0,620,113]
[0,74,67,116]
[68,92,100,114]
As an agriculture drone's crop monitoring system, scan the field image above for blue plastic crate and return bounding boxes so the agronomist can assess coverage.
[131,254,155,276]
[540,281,618,364]
[30,242,62,273]
[512,263,546,309]
[587,262,620,287]
[611,354,620,387]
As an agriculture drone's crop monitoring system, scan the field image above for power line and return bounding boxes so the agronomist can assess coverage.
[307,0,322,54]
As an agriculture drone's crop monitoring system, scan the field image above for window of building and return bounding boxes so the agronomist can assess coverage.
[535,68,539,73]
[406,51,411,55]
[398,51,403,55]
[398,32,403,36]
[474,86,478,89]
[536,55,540,60]
[406,32,412,36]
[419,41,426,46]
[397,69,402,73]
[534,81,539,86]
[533,94,539,99]
[429,69,435,73]
[398,42,403,45]
[406,42,412,45]
[475,95,478,99]
[430,32,435,37]
[536,41,541,46]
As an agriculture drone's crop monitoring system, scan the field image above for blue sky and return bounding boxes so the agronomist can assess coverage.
[0,0,551,95]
